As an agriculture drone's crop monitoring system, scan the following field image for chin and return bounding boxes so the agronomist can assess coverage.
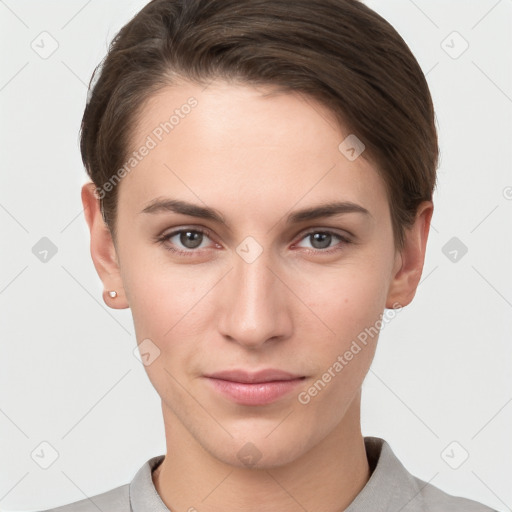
[199,430,311,470]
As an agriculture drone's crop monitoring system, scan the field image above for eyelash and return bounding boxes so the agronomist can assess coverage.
[155,227,353,257]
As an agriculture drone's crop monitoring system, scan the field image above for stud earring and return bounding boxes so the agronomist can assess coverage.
[108,291,118,298]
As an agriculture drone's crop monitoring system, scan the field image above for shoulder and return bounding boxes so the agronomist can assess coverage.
[360,437,497,512]
[32,454,165,512]
[35,483,129,512]
[410,473,497,512]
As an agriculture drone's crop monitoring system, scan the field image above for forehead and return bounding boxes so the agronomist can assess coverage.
[119,80,388,220]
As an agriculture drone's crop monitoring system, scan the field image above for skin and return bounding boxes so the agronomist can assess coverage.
[82,80,432,512]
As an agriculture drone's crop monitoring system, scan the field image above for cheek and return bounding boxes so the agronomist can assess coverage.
[294,270,386,414]
[124,263,211,397]
[292,253,392,397]
[125,261,221,380]
[302,262,390,344]
[122,248,206,334]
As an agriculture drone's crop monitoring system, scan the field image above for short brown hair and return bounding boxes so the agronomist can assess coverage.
[80,0,438,251]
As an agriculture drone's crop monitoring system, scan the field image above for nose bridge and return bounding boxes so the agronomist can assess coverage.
[219,245,290,347]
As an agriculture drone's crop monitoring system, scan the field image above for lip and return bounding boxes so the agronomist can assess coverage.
[204,369,306,406]
[206,369,303,383]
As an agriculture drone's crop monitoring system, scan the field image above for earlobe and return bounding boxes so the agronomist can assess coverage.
[81,182,128,309]
[385,201,433,309]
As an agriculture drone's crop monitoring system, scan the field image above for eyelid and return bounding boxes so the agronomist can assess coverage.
[297,226,354,242]
[291,229,353,254]
[155,226,217,250]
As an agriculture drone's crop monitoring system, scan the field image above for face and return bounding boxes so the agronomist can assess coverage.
[88,80,424,469]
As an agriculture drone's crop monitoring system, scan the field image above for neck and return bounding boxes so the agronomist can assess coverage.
[153,394,370,512]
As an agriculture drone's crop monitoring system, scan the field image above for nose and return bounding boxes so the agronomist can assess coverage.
[217,248,293,350]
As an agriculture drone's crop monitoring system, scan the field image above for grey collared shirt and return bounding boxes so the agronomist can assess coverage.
[38,437,496,512]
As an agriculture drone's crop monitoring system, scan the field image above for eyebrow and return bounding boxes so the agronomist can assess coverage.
[140,198,372,226]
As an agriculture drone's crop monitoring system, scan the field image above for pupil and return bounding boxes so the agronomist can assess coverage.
[312,233,331,249]
[181,231,202,249]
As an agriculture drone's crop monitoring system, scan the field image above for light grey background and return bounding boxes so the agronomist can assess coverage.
[1,1,511,511]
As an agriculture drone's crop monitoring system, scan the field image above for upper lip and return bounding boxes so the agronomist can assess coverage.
[205,369,304,383]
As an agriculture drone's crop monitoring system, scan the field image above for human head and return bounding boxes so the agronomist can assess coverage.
[80,0,436,470]
[80,0,438,253]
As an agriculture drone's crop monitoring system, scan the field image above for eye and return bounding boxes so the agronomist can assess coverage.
[156,228,216,256]
[294,230,352,254]
[155,227,353,257]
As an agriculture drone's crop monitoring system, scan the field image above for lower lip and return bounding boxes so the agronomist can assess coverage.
[206,377,304,405]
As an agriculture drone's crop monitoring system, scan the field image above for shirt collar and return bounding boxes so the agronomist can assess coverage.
[129,453,168,511]
[129,436,423,512]
[345,436,427,511]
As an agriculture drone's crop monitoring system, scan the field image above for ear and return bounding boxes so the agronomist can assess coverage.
[385,201,433,309]
[81,182,128,309]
